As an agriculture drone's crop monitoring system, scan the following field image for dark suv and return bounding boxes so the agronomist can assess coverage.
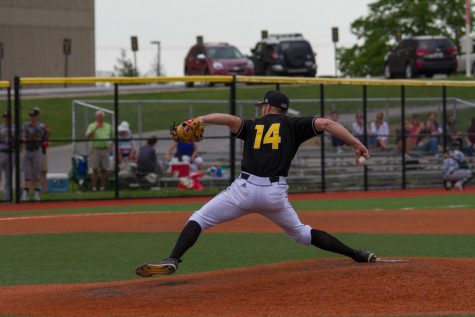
[184,42,254,86]
[250,33,317,77]
[384,36,458,78]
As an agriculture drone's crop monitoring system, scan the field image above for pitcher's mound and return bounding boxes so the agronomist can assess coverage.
[1,257,475,317]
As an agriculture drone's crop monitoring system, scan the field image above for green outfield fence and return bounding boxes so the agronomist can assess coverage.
[3,75,475,203]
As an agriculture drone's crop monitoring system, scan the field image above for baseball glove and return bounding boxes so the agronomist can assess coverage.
[170,118,204,143]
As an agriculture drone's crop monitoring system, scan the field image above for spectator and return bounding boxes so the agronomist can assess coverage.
[369,112,389,150]
[22,107,47,201]
[0,112,15,201]
[137,136,165,176]
[330,111,344,153]
[85,111,114,191]
[409,114,421,146]
[40,123,50,193]
[166,141,204,170]
[445,114,463,150]
[416,119,439,156]
[351,111,365,144]
[443,142,473,191]
[395,120,412,156]
[117,121,137,163]
[465,117,475,156]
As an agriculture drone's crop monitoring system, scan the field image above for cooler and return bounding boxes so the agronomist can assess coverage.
[47,173,69,193]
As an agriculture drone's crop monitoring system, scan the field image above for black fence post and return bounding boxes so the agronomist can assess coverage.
[319,84,326,193]
[114,83,119,199]
[442,86,447,154]
[401,85,406,189]
[229,75,237,183]
[275,83,280,91]
[7,86,13,202]
[14,77,21,203]
[363,85,368,191]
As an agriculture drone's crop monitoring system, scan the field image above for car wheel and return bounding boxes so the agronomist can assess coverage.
[405,63,414,79]
[425,73,434,78]
[204,69,214,87]
[265,66,274,76]
[184,69,194,88]
[384,64,392,79]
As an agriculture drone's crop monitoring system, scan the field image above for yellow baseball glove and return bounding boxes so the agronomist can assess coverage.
[170,118,204,143]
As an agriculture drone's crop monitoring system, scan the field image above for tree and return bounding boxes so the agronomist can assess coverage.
[339,0,471,77]
[113,49,137,77]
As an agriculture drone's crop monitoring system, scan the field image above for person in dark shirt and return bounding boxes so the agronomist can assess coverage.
[137,136,159,174]
[136,91,376,278]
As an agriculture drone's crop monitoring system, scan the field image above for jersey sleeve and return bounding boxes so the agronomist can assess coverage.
[294,116,322,143]
[232,118,251,141]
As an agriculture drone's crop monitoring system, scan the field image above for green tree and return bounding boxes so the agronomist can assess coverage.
[113,49,138,77]
[339,0,470,77]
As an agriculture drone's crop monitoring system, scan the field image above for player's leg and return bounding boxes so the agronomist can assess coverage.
[261,186,375,262]
[136,179,251,277]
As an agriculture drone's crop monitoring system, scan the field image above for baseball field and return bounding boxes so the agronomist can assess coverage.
[1,187,475,317]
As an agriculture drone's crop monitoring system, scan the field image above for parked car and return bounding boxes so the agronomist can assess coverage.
[384,36,458,78]
[250,33,317,77]
[184,42,254,87]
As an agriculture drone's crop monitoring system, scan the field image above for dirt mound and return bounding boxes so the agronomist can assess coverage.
[1,258,475,317]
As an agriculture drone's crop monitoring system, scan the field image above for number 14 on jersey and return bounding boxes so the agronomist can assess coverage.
[253,123,281,150]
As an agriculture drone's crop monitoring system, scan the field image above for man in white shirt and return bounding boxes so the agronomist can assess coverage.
[370,112,389,150]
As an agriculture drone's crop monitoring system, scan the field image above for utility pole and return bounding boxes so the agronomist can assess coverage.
[150,40,161,76]
[331,27,339,77]
[465,0,472,77]
[63,38,71,87]
[0,42,3,80]
[131,36,139,76]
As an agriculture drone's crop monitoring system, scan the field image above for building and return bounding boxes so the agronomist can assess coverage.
[0,0,95,81]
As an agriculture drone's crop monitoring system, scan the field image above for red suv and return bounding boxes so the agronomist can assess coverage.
[184,42,254,87]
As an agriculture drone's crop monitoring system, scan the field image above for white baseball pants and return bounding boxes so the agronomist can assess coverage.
[189,173,312,245]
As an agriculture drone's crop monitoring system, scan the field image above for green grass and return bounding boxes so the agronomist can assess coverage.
[1,192,473,217]
[1,232,474,286]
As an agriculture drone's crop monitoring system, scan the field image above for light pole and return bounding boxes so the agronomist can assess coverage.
[150,40,161,76]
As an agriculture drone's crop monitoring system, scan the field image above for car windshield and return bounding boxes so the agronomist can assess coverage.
[418,39,453,50]
[278,41,312,53]
[207,46,243,59]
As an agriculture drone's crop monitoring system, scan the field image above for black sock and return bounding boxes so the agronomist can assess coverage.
[311,229,357,259]
[169,220,202,260]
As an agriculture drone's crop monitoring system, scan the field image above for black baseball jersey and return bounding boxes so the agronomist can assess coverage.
[234,114,322,177]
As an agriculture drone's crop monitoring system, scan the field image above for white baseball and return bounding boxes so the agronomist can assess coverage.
[358,156,368,165]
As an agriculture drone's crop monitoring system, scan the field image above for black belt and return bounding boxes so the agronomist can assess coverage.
[0,149,11,153]
[240,172,280,183]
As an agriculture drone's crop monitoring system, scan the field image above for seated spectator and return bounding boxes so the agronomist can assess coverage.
[330,111,344,153]
[416,119,439,156]
[369,112,389,150]
[395,120,411,156]
[137,136,163,175]
[351,111,365,144]
[445,114,463,150]
[464,117,475,156]
[443,142,473,191]
[166,141,204,170]
[117,121,137,163]
[409,114,421,147]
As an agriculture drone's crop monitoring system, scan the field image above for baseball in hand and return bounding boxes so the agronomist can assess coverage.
[358,156,368,166]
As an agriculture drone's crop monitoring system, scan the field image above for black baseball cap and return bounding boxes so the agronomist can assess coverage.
[2,112,10,118]
[255,90,289,111]
[29,107,40,117]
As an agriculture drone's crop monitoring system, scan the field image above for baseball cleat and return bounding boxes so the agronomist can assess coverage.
[353,249,376,263]
[135,258,181,277]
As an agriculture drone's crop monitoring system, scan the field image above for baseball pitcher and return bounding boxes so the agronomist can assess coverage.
[136,90,376,277]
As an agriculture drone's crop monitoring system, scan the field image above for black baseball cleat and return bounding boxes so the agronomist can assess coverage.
[353,249,377,263]
[135,258,181,277]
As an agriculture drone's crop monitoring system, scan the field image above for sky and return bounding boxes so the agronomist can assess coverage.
[95,0,372,77]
